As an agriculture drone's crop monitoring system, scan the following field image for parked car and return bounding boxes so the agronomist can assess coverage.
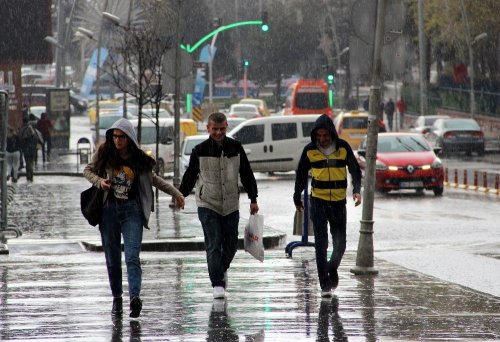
[227,117,246,132]
[129,117,197,176]
[180,134,208,175]
[239,98,271,116]
[92,112,135,142]
[427,118,485,156]
[228,104,261,119]
[356,133,444,196]
[333,110,386,150]
[227,114,320,173]
[410,115,450,134]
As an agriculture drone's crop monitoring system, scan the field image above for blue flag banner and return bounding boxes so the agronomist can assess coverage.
[80,48,109,99]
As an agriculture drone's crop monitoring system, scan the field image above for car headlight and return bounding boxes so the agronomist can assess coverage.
[375,159,387,171]
[431,157,442,169]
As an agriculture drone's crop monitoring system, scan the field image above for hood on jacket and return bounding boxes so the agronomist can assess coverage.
[106,118,140,149]
[310,114,339,145]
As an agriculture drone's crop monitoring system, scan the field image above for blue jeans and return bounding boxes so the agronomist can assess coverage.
[100,198,143,299]
[198,207,239,288]
[310,197,347,291]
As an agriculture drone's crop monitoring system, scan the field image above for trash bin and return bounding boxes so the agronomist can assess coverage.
[76,137,92,169]
[293,193,314,236]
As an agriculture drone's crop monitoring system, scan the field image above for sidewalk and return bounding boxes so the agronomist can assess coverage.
[1,146,499,340]
[0,155,500,341]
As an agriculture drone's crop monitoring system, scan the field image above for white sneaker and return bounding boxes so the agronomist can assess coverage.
[212,299,226,313]
[321,289,332,298]
[213,286,225,299]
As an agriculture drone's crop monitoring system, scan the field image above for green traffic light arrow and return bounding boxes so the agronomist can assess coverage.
[180,20,264,54]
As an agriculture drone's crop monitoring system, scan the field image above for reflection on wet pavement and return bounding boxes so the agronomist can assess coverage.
[1,248,499,341]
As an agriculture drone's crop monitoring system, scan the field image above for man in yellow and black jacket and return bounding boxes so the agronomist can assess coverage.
[294,114,362,297]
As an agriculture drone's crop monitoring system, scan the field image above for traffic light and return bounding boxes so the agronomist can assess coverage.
[261,11,269,32]
[200,63,209,81]
[327,73,335,85]
[242,59,250,67]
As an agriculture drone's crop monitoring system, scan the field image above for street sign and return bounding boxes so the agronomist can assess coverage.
[192,92,203,107]
[193,61,207,69]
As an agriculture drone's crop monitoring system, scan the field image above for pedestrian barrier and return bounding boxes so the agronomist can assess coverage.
[285,182,315,258]
[444,167,500,195]
[76,137,92,171]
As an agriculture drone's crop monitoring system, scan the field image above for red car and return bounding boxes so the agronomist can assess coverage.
[356,133,444,196]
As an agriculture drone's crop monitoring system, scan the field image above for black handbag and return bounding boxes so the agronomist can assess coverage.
[80,185,104,226]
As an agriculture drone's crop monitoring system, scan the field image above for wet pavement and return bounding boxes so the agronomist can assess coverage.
[0,126,499,340]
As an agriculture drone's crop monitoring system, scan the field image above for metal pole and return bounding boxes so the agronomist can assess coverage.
[418,0,428,116]
[243,65,248,98]
[0,91,8,235]
[173,0,182,188]
[351,0,386,276]
[394,73,399,132]
[94,0,109,146]
[208,32,219,104]
[459,0,474,118]
[123,0,133,118]
[55,0,63,87]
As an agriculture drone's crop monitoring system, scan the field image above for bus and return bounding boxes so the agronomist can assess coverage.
[282,79,332,117]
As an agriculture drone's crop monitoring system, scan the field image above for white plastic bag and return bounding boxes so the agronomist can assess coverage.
[244,214,264,262]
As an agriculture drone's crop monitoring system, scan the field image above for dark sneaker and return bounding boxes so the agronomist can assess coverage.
[111,297,123,316]
[330,269,339,289]
[130,296,142,318]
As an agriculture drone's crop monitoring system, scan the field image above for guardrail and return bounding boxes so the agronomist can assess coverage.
[444,167,500,195]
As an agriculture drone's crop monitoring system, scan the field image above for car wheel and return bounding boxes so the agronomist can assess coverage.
[156,159,165,178]
[433,186,444,196]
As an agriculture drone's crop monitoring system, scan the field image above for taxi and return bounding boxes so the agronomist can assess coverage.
[333,111,372,150]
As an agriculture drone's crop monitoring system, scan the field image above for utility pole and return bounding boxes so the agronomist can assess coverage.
[418,0,428,116]
[350,0,386,276]
[173,0,182,188]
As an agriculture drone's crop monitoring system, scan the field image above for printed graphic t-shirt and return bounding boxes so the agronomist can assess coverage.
[111,159,137,201]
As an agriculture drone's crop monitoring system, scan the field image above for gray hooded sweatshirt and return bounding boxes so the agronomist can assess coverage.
[83,118,182,228]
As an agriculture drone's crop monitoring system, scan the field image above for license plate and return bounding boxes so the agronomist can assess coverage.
[400,181,423,188]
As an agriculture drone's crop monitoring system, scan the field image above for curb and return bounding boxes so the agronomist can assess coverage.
[81,230,287,252]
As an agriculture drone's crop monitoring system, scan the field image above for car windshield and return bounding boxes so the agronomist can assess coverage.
[343,117,367,129]
[443,119,479,130]
[99,116,122,129]
[295,92,328,109]
[425,117,440,126]
[233,105,257,113]
[240,100,260,107]
[378,135,430,153]
[184,138,205,156]
[140,126,169,144]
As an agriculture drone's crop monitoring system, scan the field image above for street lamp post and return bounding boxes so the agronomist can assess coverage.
[102,1,133,118]
[75,0,108,146]
[208,18,222,104]
[467,32,487,118]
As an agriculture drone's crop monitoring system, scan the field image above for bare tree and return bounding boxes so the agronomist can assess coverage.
[106,22,173,174]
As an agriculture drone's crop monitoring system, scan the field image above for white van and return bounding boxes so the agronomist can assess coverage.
[129,117,197,175]
[227,115,320,173]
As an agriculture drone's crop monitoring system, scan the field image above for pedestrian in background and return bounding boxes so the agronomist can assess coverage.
[19,117,43,182]
[36,112,53,163]
[83,118,185,318]
[294,114,362,297]
[384,98,395,131]
[5,126,21,183]
[396,97,407,129]
[179,112,259,300]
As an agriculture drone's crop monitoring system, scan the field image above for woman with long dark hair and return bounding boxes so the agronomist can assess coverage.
[84,118,184,319]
